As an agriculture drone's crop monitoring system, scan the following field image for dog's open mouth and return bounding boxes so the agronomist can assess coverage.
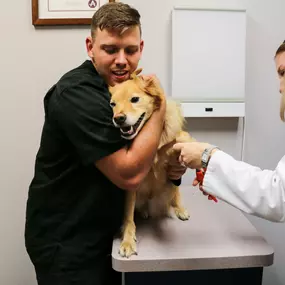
[120,113,146,138]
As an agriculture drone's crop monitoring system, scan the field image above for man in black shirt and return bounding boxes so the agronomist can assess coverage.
[25,2,186,285]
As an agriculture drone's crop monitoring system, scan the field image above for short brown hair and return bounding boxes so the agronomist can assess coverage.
[91,2,141,38]
[275,40,285,58]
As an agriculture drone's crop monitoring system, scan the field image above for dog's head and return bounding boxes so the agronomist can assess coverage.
[109,68,164,140]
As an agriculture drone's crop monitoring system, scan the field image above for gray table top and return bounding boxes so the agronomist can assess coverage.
[112,186,274,272]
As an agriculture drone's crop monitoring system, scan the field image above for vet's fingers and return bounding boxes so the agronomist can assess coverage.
[192,178,199,186]
[193,179,207,195]
[173,143,184,152]
[168,154,186,168]
[178,155,187,167]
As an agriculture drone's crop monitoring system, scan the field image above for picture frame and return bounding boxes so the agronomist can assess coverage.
[32,0,116,26]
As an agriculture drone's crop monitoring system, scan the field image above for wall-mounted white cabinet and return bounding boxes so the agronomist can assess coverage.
[171,7,246,117]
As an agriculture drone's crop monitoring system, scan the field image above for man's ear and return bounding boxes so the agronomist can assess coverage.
[140,40,144,53]
[86,36,94,59]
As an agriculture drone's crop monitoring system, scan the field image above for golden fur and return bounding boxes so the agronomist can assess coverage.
[109,69,194,258]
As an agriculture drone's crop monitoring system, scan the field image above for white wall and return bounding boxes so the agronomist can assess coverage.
[0,0,284,284]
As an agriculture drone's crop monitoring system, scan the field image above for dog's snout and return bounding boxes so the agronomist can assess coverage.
[114,114,127,125]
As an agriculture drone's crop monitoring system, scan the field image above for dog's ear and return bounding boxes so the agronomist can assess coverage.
[130,68,143,80]
[142,76,164,96]
[141,76,163,110]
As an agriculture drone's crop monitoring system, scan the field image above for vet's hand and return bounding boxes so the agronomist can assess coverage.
[167,152,187,180]
[192,177,215,201]
[192,177,206,194]
[173,142,211,169]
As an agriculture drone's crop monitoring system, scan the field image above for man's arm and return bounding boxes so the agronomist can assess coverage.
[52,76,167,192]
[95,102,166,191]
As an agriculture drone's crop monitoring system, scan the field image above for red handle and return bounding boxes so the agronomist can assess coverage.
[196,169,218,203]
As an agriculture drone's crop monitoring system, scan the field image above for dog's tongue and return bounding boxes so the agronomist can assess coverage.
[120,126,134,135]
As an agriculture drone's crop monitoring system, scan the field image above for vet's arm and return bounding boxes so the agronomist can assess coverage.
[95,101,166,191]
[203,151,285,222]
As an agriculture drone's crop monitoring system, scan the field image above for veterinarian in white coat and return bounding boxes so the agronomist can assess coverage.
[173,41,285,223]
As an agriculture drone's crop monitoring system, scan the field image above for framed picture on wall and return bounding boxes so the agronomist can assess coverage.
[32,0,116,26]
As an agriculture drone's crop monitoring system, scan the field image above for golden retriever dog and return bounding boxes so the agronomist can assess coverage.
[109,69,194,258]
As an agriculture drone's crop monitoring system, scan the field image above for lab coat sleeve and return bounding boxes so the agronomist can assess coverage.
[203,151,285,222]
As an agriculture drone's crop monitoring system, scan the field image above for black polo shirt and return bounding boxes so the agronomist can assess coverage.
[25,61,127,276]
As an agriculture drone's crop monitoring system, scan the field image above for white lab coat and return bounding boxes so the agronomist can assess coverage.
[203,151,285,222]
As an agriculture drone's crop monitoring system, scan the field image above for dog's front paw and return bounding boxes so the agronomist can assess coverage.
[174,208,190,221]
[119,239,137,258]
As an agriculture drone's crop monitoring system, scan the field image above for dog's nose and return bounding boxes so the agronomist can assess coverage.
[114,114,127,125]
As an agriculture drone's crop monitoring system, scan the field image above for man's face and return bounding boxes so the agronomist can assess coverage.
[86,26,144,86]
[275,51,285,121]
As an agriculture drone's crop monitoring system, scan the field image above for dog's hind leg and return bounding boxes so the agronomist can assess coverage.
[171,187,190,221]
[119,191,137,258]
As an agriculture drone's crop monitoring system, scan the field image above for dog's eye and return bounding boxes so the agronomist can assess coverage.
[110,102,116,108]
[130,97,140,103]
